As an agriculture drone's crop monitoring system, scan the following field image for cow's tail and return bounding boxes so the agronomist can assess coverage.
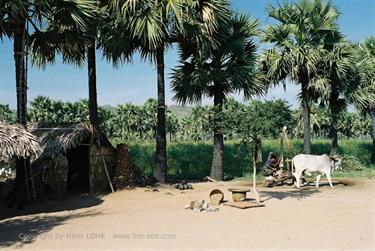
[291,157,297,184]
[291,158,295,175]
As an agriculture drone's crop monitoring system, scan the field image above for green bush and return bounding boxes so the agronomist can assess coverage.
[340,155,365,171]
[118,139,373,181]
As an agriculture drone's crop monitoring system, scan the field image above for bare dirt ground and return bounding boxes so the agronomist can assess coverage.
[0,177,374,251]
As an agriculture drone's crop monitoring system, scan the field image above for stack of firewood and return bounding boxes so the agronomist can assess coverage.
[113,144,150,190]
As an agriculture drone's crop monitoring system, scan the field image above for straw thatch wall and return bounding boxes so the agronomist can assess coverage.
[0,121,41,163]
[31,123,116,197]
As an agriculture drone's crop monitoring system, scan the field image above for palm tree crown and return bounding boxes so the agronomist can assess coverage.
[172,14,262,103]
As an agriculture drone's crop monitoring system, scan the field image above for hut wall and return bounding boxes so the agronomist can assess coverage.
[46,154,68,198]
[32,154,68,200]
[89,144,116,193]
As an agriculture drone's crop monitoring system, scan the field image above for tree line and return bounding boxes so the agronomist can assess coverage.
[1,0,374,188]
[1,97,371,142]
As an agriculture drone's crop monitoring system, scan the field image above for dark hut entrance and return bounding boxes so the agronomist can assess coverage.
[66,144,90,194]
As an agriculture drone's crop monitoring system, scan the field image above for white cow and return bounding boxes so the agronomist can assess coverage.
[292,154,342,188]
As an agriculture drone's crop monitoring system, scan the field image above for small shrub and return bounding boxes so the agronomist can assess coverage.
[340,155,365,171]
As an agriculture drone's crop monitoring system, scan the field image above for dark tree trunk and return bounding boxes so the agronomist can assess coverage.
[14,17,28,208]
[14,18,27,126]
[210,91,224,181]
[330,82,339,156]
[301,81,311,154]
[87,38,99,129]
[153,47,167,183]
[371,108,375,163]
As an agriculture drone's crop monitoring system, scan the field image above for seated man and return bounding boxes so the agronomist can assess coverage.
[263,152,281,177]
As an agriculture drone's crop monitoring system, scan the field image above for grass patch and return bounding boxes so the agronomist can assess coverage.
[112,139,374,181]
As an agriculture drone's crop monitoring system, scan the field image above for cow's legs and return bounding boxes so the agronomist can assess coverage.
[316,174,321,188]
[325,171,334,188]
[294,170,303,188]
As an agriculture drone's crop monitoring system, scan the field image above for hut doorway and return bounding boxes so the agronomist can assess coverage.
[66,145,90,194]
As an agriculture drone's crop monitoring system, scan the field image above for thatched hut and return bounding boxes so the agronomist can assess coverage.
[0,122,41,202]
[0,121,41,164]
[31,123,116,198]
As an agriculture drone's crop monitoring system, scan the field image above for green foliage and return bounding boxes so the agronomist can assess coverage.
[28,96,89,126]
[357,36,375,112]
[0,104,16,122]
[233,99,295,141]
[172,14,261,104]
[291,104,372,139]
[123,141,252,181]
[14,96,370,144]
[340,155,365,172]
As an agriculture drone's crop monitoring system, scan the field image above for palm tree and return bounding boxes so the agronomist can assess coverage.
[259,0,340,154]
[321,42,356,155]
[171,14,263,181]
[357,37,375,162]
[0,0,94,208]
[30,1,104,129]
[1,1,94,126]
[106,0,229,182]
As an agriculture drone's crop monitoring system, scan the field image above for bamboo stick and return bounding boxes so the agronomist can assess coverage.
[252,143,260,204]
[101,154,114,193]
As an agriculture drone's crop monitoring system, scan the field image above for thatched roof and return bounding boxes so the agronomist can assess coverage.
[0,122,41,163]
[31,123,108,159]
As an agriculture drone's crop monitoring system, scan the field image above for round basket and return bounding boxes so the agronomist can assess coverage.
[228,188,250,202]
[209,189,224,206]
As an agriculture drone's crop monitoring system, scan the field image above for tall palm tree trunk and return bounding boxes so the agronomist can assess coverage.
[14,17,28,209]
[87,38,99,128]
[301,81,311,154]
[14,18,27,125]
[210,91,224,181]
[330,82,339,155]
[153,47,167,183]
[371,108,375,163]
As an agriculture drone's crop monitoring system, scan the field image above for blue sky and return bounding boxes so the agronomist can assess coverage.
[1,0,374,109]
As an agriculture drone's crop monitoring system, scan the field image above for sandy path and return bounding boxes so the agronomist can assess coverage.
[1,178,374,250]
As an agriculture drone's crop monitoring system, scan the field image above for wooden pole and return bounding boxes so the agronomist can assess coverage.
[252,142,260,203]
[101,154,114,193]
[280,132,284,168]
[283,126,294,158]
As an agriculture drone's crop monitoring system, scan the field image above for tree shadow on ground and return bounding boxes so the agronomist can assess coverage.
[259,180,348,202]
[0,194,103,221]
[260,187,321,202]
[0,209,101,248]
[303,180,349,187]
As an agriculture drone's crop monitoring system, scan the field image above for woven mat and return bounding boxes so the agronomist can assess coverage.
[224,201,265,209]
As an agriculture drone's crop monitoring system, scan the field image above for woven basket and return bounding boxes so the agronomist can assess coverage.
[228,188,250,202]
[209,189,224,206]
